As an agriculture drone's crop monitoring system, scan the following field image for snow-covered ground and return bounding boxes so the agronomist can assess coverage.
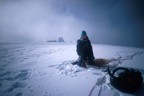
[0,43,144,96]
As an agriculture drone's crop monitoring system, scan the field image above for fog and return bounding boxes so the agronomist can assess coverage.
[0,0,144,48]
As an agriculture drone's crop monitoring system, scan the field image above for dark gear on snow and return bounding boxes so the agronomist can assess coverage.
[108,66,143,93]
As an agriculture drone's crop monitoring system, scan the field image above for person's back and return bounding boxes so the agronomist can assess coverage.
[76,31,94,67]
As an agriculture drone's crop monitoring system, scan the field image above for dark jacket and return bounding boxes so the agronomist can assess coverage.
[76,36,94,59]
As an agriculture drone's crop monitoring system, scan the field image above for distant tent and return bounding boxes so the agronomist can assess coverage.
[58,37,65,42]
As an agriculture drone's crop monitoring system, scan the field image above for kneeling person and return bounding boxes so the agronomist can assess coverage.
[76,31,95,68]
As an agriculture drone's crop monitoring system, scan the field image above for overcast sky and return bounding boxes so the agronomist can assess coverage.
[0,0,144,48]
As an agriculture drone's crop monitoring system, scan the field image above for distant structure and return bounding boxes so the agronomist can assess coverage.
[58,37,65,42]
[46,40,57,42]
[46,37,65,43]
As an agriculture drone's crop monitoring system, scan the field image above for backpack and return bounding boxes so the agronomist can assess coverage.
[108,67,143,93]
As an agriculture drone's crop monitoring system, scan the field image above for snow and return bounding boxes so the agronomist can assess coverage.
[0,43,144,96]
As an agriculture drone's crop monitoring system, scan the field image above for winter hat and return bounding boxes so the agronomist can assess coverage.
[81,31,87,36]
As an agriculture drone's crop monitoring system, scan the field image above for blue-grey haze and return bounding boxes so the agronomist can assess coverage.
[0,0,144,48]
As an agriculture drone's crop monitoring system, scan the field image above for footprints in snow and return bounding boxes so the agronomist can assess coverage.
[0,70,29,81]
[0,46,62,65]
[0,70,29,93]
[5,82,26,93]
[15,92,23,96]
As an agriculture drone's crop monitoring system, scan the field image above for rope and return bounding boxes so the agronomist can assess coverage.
[88,51,143,96]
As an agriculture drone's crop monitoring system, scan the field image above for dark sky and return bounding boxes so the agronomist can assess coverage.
[0,0,144,48]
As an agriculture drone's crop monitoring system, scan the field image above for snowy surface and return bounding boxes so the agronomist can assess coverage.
[0,43,144,96]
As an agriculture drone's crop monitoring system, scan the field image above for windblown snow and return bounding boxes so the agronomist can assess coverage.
[0,43,144,96]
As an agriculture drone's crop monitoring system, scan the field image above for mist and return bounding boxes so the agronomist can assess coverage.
[0,0,91,43]
[0,0,144,48]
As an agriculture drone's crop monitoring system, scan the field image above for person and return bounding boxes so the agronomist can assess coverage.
[76,31,95,68]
